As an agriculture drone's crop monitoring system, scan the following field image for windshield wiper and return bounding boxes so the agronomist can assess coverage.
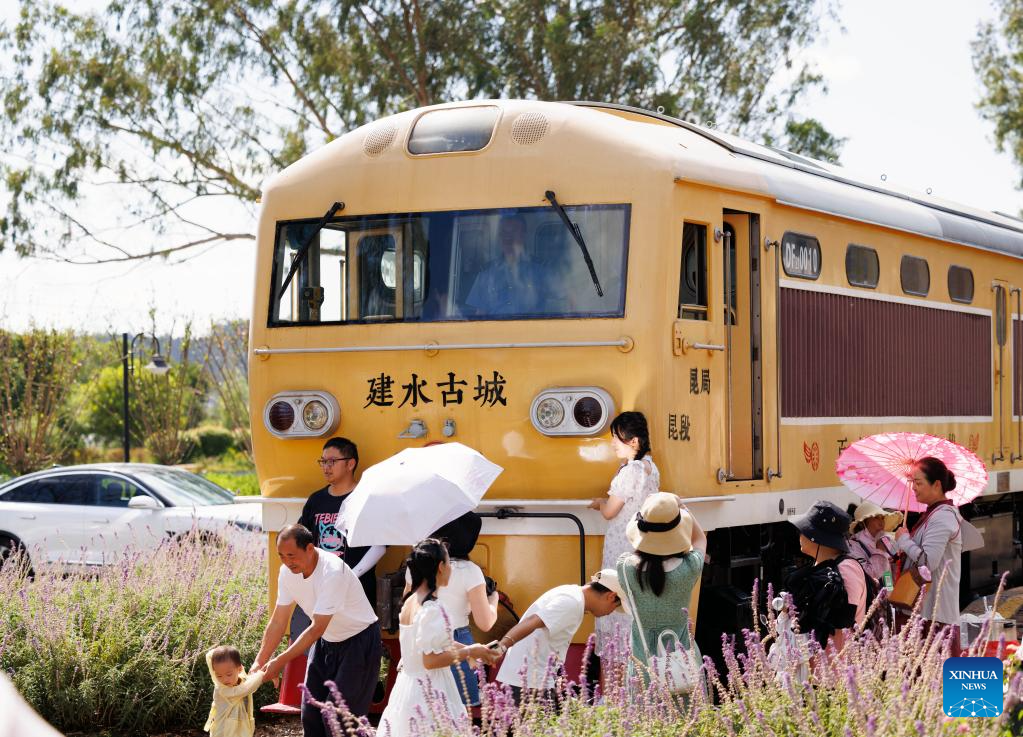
[544,190,603,297]
[278,200,346,297]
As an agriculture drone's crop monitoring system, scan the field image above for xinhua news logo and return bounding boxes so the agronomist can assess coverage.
[943,657,1003,718]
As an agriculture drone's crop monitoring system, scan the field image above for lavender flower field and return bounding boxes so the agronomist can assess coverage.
[0,537,272,735]
[1,539,1021,737]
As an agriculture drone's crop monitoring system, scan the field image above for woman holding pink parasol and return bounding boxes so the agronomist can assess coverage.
[893,457,966,655]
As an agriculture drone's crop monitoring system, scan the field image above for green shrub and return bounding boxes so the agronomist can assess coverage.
[184,425,237,459]
[203,470,260,496]
[0,539,273,735]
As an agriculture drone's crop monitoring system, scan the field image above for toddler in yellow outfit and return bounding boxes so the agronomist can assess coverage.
[204,646,266,737]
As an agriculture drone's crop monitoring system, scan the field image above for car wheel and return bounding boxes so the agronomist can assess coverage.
[0,535,31,574]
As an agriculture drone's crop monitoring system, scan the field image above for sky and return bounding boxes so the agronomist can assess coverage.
[0,0,1018,335]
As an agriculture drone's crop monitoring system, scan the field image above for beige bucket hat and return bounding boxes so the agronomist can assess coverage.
[849,500,903,533]
[626,492,693,556]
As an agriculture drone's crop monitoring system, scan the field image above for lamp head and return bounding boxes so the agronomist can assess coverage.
[145,354,170,376]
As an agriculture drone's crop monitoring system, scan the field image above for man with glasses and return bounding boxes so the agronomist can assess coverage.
[291,438,385,642]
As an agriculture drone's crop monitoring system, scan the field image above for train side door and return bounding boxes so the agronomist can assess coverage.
[720,211,764,480]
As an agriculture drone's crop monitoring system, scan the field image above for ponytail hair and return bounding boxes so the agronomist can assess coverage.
[915,456,957,494]
[403,538,448,603]
[611,411,652,461]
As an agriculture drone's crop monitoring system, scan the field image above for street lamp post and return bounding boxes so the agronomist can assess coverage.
[122,332,171,462]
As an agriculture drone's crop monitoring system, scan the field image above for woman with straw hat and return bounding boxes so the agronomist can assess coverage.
[616,492,707,694]
[847,501,901,583]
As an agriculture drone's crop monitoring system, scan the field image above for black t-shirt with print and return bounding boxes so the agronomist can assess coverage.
[298,486,378,605]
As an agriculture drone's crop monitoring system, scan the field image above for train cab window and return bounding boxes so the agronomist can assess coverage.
[900,255,930,297]
[948,265,974,303]
[269,204,630,325]
[678,223,708,320]
[845,244,879,288]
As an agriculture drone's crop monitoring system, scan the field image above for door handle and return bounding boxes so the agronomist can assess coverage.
[18,514,36,520]
[93,518,110,524]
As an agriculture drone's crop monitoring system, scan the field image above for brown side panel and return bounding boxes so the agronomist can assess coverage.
[781,288,991,417]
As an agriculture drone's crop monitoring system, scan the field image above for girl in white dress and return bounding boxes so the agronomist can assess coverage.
[379,539,497,737]
[589,411,658,658]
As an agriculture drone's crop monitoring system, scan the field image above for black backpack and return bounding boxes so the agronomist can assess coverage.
[784,559,857,648]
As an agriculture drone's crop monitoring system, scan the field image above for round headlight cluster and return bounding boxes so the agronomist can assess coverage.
[263,391,340,438]
[529,387,614,436]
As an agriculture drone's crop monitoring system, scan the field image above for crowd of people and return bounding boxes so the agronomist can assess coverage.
[201,413,970,737]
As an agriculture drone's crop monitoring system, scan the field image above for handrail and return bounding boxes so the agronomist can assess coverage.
[1014,286,1022,463]
[765,236,783,480]
[477,509,587,584]
[253,339,632,355]
[718,227,734,484]
[994,282,1007,464]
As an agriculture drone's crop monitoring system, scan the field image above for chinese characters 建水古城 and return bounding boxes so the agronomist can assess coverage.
[365,371,508,408]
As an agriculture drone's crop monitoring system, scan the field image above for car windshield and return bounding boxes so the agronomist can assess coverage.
[134,468,235,507]
[269,204,631,325]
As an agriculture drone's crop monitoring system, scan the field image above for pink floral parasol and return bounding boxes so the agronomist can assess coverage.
[835,432,988,513]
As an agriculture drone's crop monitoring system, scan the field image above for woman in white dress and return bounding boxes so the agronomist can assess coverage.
[588,411,658,658]
[379,539,497,737]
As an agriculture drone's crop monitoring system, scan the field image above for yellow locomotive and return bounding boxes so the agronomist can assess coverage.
[248,99,1021,668]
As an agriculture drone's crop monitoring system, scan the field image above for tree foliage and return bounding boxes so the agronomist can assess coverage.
[204,319,251,460]
[975,0,1023,190]
[1,0,839,262]
[0,329,89,474]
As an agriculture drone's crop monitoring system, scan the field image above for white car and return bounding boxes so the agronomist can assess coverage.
[0,463,262,569]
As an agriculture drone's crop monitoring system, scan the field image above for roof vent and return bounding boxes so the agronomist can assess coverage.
[363,124,398,156]
[510,113,550,145]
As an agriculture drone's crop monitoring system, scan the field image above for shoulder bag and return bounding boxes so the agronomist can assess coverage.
[620,564,701,695]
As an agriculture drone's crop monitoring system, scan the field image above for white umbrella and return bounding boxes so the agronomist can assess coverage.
[337,442,503,546]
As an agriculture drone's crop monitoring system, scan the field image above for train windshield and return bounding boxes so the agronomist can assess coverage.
[268,204,630,325]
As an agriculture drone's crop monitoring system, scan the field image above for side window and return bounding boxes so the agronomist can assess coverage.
[96,476,146,507]
[358,234,398,320]
[948,266,974,304]
[900,255,930,296]
[48,476,97,506]
[846,244,879,288]
[678,223,708,320]
[0,480,53,503]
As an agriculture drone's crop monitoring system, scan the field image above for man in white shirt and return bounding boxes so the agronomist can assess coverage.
[254,524,381,737]
[493,570,626,704]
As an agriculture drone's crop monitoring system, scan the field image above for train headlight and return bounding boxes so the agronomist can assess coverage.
[263,391,340,438]
[573,396,603,428]
[534,397,566,429]
[267,401,296,432]
[530,387,615,437]
[303,400,330,431]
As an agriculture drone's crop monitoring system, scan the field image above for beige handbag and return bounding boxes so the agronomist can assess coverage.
[888,568,924,612]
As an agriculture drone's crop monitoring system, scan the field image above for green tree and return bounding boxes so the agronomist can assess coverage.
[0,329,90,474]
[0,0,839,263]
[975,0,1023,190]
[204,319,252,460]
[80,336,208,459]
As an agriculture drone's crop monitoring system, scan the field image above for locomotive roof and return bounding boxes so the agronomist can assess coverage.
[571,101,1023,259]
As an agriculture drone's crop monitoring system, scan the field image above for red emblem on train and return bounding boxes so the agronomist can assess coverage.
[803,441,820,471]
